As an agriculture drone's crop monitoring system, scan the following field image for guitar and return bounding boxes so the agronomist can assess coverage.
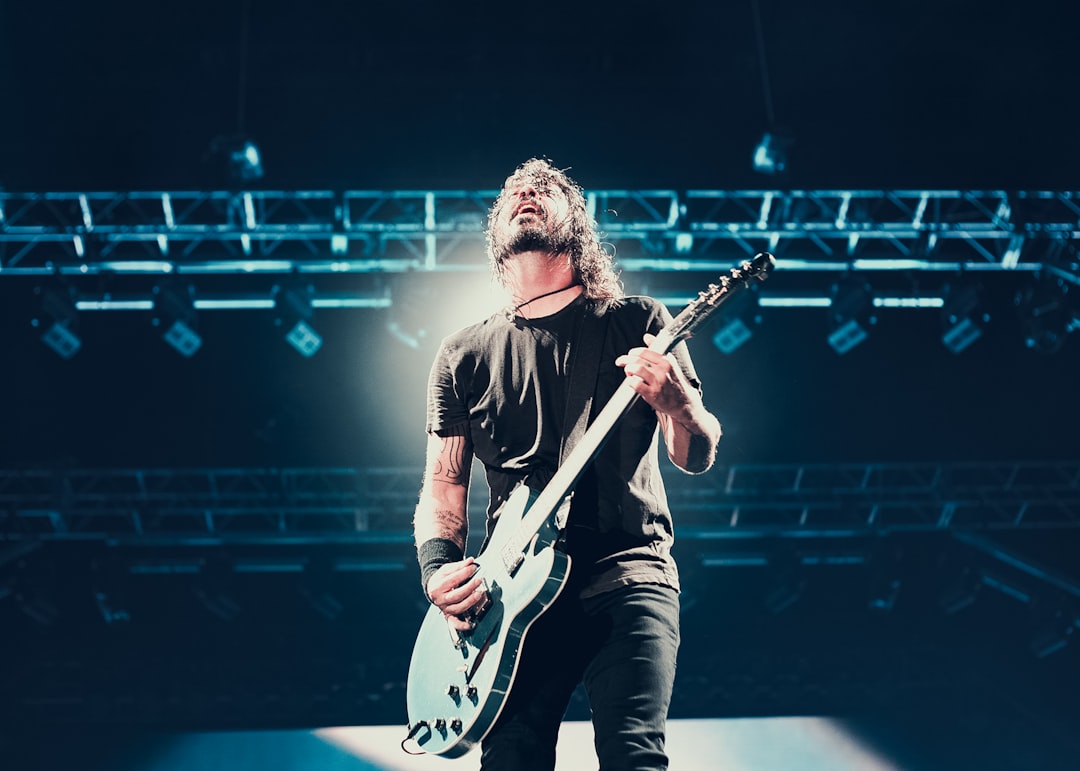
[404,252,775,757]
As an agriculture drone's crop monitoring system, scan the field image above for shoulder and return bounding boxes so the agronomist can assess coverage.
[436,312,512,358]
[599,295,671,326]
[615,295,667,314]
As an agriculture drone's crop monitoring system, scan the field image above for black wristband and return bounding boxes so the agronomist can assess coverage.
[418,538,465,600]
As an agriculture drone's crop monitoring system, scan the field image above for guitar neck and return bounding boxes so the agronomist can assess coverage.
[516,379,640,539]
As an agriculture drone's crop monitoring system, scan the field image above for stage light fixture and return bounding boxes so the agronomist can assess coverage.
[826,277,875,355]
[711,289,759,355]
[152,283,203,357]
[32,286,82,359]
[941,281,990,354]
[713,317,753,355]
[220,138,265,183]
[208,134,265,183]
[274,283,323,357]
[286,320,322,357]
[233,140,264,181]
[40,320,82,359]
[752,131,791,175]
[330,233,349,256]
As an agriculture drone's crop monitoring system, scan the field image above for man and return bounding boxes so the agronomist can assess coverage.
[413,158,722,770]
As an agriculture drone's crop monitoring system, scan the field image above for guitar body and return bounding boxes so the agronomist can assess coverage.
[405,484,571,757]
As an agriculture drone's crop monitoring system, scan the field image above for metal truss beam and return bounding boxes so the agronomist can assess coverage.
[1,189,1077,280]
[2,461,1077,544]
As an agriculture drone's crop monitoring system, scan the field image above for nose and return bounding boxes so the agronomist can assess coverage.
[516,185,538,199]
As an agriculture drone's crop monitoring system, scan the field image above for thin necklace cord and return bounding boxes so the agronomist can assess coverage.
[509,282,582,317]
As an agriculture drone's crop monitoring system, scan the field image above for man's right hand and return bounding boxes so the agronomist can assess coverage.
[425,557,490,631]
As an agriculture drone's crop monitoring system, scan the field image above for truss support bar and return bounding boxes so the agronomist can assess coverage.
[953,530,1080,599]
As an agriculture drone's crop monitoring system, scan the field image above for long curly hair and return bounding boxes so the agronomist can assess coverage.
[486,158,622,303]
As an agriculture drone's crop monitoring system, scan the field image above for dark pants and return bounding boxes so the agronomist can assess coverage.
[479,582,680,771]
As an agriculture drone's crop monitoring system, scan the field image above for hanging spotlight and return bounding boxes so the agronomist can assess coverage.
[751,131,792,175]
[32,286,82,359]
[207,134,265,184]
[749,0,788,177]
[152,283,202,357]
[274,283,323,357]
[941,280,990,354]
[826,276,875,355]
[230,139,264,182]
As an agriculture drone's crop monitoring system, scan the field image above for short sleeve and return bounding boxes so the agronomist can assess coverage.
[425,336,470,435]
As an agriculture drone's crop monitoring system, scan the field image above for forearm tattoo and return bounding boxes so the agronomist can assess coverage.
[433,508,468,546]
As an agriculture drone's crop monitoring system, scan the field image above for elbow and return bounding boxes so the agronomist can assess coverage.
[674,451,716,476]
[671,425,720,475]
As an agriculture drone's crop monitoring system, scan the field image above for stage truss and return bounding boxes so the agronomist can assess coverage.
[2,460,1078,543]
[1,189,1076,286]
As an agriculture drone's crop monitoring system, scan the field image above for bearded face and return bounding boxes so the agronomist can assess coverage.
[488,163,581,268]
[485,159,622,302]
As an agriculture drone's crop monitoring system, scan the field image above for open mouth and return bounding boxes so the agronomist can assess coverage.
[514,202,542,218]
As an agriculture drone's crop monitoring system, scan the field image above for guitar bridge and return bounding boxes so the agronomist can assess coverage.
[460,578,492,623]
[445,577,493,651]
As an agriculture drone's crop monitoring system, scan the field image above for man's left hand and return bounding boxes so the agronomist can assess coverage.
[615,333,699,418]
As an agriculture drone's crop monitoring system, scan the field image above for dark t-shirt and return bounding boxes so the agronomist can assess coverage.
[425,294,702,598]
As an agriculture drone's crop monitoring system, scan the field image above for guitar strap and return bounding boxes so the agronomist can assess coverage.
[553,299,610,530]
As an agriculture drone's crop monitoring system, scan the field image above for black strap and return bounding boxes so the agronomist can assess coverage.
[558,300,610,468]
[551,300,609,532]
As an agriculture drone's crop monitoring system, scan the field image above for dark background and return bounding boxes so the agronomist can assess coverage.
[1,1,1079,769]
[3,0,1079,193]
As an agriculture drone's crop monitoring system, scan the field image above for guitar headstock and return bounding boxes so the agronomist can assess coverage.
[659,252,776,349]
[695,252,775,307]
